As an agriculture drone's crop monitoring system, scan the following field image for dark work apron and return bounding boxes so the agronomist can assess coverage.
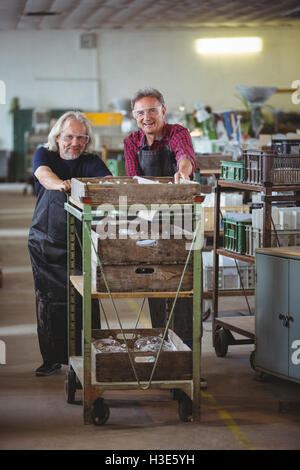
[138,146,193,346]
[28,189,100,365]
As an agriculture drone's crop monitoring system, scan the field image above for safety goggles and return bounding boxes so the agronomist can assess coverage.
[61,133,90,144]
[132,105,163,119]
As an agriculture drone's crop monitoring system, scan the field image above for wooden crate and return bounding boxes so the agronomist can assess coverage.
[91,328,192,382]
[93,263,193,292]
[195,153,232,171]
[91,223,193,265]
[91,223,193,292]
[71,176,201,205]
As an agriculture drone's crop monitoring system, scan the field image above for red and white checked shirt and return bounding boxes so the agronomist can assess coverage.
[123,123,196,176]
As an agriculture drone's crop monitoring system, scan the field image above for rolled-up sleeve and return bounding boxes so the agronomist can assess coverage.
[169,126,196,172]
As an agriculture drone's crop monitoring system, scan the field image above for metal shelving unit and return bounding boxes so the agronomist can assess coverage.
[212,179,300,357]
[64,182,204,425]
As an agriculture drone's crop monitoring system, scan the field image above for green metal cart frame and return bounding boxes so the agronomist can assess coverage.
[64,195,203,425]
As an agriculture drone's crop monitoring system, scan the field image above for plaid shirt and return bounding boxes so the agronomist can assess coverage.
[124,123,196,176]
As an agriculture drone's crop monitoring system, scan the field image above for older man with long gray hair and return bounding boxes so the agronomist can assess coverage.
[28,111,110,376]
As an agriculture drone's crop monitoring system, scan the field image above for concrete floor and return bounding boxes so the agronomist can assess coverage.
[0,189,300,451]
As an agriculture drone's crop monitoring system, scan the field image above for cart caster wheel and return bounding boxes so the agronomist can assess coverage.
[65,368,76,404]
[214,328,228,357]
[255,371,267,382]
[202,307,211,322]
[249,351,256,370]
[178,393,193,422]
[92,398,110,426]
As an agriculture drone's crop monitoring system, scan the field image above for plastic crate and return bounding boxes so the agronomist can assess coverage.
[245,225,262,256]
[223,213,252,254]
[203,204,250,231]
[272,139,300,155]
[106,158,126,176]
[220,161,244,182]
[245,226,300,256]
[204,263,255,291]
[243,149,300,185]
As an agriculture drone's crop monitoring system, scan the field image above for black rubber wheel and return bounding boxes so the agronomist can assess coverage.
[178,393,193,422]
[65,368,76,404]
[92,398,110,426]
[255,371,268,382]
[249,350,256,370]
[214,328,228,357]
[202,307,211,322]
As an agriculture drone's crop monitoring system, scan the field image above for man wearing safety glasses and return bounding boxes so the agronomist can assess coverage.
[124,87,196,181]
[28,111,110,376]
[124,89,206,387]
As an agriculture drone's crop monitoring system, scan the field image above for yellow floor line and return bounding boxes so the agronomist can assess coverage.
[201,391,256,450]
[123,300,254,449]
[125,298,152,328]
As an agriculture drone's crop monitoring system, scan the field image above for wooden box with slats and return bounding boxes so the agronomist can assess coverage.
[91,328,192,382]
[71,176,201,205]
[91,218,194,292]
[72,176,202,293]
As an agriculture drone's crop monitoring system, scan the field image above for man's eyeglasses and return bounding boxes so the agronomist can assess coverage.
[61,133,89,144]
[132,106,163,119]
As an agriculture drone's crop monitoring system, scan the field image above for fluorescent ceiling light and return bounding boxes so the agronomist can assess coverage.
[196,37,262,55]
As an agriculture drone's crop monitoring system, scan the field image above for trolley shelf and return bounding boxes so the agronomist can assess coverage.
[204,289,254,299]
[215,315,255,340]
[216,248,255,264]
[70,275,194,298]
[71,275,254,300]
[69,355,193,395]
[212,176,300,357]
[65,178,203,425]
[217,180,300,193]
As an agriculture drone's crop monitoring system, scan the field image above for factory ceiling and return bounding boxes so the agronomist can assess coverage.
[1,0,300,31]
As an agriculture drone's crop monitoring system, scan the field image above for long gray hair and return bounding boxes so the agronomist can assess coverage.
[44,111,95,153]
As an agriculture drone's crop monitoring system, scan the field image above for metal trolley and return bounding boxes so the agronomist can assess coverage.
[64,176,204,425]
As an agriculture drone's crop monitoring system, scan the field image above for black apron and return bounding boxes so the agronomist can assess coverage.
[28,188,100,365]
[138,146,193,346]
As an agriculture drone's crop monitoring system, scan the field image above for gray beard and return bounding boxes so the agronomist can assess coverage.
[62,149,80,160]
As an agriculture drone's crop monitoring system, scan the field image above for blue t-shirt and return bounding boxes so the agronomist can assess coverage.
[33,146,111,195]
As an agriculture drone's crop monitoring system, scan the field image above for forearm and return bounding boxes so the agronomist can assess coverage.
[174,158,193,183]
[34,166,71,191]
[179,158,193,175]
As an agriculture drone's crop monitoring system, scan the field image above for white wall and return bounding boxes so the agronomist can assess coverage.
[98,27,300,112]
[0,26,300,150]
[0,30,99,150]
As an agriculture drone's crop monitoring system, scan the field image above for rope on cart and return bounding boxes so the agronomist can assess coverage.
[134,297,146,329]
[87,227,143,386]
[74,226,112,331]
[234,259,253,316]
[142,217,202,390]
[271,215,281,247]
[235,214,279,317]
[85,213,202,391]
[99,299,111,330]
